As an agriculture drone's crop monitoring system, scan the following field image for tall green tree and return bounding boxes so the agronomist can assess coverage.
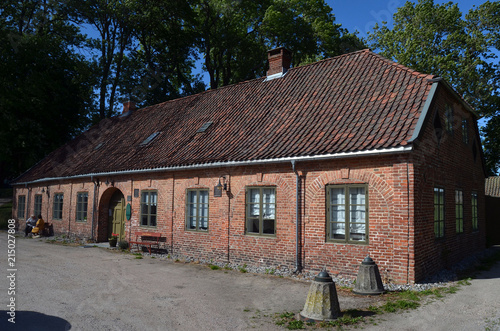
[368,0,500,174]
[196,0,364,90]
[0,0,95,184]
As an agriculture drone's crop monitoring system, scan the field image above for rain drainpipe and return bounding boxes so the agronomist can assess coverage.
[91,176,98,242]
[291,160,300,273]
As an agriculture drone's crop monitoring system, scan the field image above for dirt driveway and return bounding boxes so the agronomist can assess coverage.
[1,233,381,330]
[2,233,500,331]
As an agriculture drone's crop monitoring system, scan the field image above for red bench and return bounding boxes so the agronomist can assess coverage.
[128,231,162,255]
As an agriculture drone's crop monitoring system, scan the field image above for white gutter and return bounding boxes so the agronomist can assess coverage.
[13,145,413,186]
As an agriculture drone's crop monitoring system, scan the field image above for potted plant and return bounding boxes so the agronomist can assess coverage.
[109,233,118,247]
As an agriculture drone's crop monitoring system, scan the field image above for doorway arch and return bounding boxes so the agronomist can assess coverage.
[97,188,126,242]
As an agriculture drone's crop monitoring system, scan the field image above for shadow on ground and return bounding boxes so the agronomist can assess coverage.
[0,311,71,330]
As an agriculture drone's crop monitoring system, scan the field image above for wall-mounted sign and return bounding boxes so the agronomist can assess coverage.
[126,203,132,220]
[214,186,222,197]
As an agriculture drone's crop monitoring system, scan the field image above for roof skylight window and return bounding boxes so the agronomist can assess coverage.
[140,132,160,146]
[197,122,213,133]
[94,142,104,151]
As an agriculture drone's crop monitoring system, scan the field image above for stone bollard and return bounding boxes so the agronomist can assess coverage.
[353,256,385,295]
[299,270,341,322]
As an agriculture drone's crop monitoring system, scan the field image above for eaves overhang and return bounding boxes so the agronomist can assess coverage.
[13,145,413,186]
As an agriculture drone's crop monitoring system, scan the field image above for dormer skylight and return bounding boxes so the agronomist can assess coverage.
[197,122,213,133]
[140,132,160,146]
[94,142,104,151]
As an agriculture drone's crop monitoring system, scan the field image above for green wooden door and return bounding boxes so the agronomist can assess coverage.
[109,191,125,241]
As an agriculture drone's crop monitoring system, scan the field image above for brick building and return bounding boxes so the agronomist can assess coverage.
[12,48,486,284]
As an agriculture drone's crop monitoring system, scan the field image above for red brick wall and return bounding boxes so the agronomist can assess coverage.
[11,85,486,284]
[411,85,486,281]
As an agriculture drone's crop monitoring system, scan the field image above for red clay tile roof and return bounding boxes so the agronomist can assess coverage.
[15,49,435,183]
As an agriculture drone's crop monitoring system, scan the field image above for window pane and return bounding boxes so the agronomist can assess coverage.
[188,217,196,229]
[150,215,156,227]
[250,189,260,203]
[331,188,345,205]
[141,215,148,226]
[199,217,208,230]
[331,205,345,222]
[247,218,259,233]
[188,191,197,204]
[263,219,274,234]
[331,222,345,239]
[199,190,208,204]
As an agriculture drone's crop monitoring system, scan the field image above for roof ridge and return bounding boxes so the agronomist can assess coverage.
[366,51,435,80]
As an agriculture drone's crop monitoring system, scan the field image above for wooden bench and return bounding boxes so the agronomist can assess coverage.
[128,231,162,255]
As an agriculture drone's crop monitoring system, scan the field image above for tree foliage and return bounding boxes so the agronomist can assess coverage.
[0,0,95,184]
[0,0,364,183]
[368,0,500,174]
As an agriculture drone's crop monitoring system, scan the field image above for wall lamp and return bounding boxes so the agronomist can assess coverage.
[216,176,227,191]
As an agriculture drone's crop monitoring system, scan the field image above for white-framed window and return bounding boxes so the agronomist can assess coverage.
[186,189,209,231]
[327,184,368,243]
[246,187,276,236]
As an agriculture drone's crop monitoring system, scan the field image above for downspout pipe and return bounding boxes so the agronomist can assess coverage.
[91,176,98,242]
[291,160,300,273]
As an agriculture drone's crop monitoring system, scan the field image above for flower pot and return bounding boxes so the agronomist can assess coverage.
[109,238,117,247]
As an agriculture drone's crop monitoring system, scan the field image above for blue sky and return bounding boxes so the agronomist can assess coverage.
[328,0,484,39]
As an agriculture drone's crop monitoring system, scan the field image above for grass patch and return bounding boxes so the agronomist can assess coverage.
[238,264,248,273]
[381,299,420,312]
[135,256,143,259]
[209,264,220,270]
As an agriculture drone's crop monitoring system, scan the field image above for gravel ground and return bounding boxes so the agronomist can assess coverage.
[2,232,499,331]
[1,233,382,331]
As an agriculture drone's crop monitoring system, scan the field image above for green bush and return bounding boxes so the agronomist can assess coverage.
[118,240,129,250]
[0,202,13,230]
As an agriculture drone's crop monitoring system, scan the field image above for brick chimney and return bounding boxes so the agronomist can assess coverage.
[121,100,136,116]
[267,47,292,77]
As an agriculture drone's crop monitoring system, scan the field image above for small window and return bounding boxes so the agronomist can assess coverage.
[246,187,276,236]
[327,184,368,243]
[444,104,453,133]
[197,122,213,133]
[141,190,157,227]
[53,193,64,220]
[34,194,42,218]
[186,189,209,231]
[455,190,463,233]
[140,132,160,146]
[76,192,88,222]
[434,187,445,238]
[462,119,469,144]
[471,192,478,231]
[17,195,26,219]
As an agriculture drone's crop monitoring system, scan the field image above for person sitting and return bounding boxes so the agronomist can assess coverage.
[31,215,45,238]
[25,215,37,237]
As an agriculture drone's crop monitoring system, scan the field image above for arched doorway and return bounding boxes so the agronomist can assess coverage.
[109,190,126,241]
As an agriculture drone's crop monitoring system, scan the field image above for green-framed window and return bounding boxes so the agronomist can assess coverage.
[34,194,42,218]
[186,189,209,231]
[53,193,64,220]
[327,184,368,244]
[17,195,26,219]
[472,192,478,231]
[455,190,463,233]
[462,119,469,144]
[434,187,445,238]
[141,190,157,227]
[76,192,88,222]
[246,187,276,236]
